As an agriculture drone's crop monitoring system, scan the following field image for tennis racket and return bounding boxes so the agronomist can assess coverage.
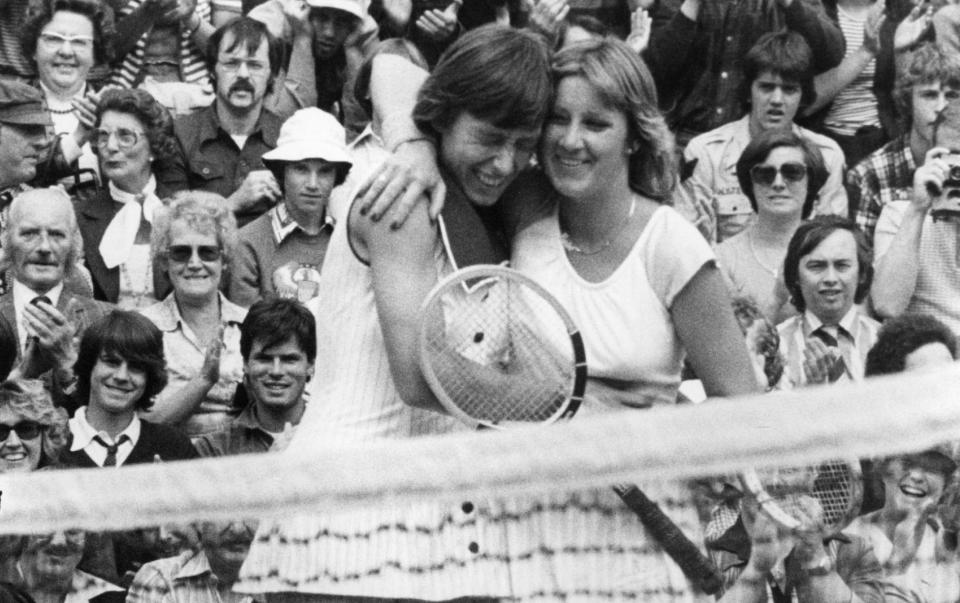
[419,264,722,595]
[739,459,863,536]
[419,264,586,428]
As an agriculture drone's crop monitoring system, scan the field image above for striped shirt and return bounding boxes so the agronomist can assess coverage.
[110,0,212,92]
[823,6,880,136]
[0,0,33,79]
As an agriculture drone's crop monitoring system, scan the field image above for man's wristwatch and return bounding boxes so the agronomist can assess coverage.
[801,555,833,577]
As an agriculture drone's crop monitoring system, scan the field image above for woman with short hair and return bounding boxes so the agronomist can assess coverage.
[139,191,246,437]
[74,88,179,308]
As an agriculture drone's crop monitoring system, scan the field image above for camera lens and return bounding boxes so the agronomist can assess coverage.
[950,165,960,181]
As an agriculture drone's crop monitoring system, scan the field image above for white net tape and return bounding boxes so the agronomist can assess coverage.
[0,366,958,534]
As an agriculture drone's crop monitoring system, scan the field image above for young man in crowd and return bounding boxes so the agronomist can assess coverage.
[228,107,352,306]
[777,216,879,386]
[194,298,315,456]
[869,44,960,336]
[849,42,960,247]
[677,31,847,243]
[161,17,286,227]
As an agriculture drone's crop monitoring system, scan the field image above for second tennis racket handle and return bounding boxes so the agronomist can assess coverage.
[612,484,723,595]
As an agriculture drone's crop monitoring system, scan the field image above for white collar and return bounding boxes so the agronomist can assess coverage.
[108,174,158,205]
[69,406,142,452]
[12,279,64,310]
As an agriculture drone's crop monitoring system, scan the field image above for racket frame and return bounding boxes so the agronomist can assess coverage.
[739,458,863,536]
[419,264,587,430]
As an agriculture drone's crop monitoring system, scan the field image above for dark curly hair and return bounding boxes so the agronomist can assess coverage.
[94,88,178,167]
[865,314,958,377]
[21,0,115,68]
[75,311,168,412]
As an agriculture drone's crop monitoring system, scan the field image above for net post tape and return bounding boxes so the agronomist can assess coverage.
[1,366,958,533]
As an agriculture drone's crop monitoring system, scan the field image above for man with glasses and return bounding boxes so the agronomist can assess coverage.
[0,188,111,405]
[676,31,847,243]
[161,17,286,227]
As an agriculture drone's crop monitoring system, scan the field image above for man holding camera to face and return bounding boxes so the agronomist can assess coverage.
[869,43,960,336]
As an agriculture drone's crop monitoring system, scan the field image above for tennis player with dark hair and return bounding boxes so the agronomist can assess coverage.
[235,24,553,599]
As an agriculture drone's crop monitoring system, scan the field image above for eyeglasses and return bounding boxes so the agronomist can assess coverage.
[38,32,94,52]
[166,245,222,263]
[91,128,144,150]
[0,422,45,441]
[750,162,807,186]
[218,58,268,75]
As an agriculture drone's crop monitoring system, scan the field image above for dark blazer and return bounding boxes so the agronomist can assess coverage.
[60,420,198,468]
[0,290,112,355]
[74,187,172,304]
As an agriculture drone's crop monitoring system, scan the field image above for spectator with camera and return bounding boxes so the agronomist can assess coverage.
[872,142,960,335]
[849,42,960,248]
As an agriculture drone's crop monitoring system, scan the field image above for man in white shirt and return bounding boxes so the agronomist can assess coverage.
[777,216,879,387]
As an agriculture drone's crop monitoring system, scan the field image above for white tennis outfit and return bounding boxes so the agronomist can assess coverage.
[236,198,712,601]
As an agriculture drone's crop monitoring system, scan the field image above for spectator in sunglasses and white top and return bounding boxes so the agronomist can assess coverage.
[139,191,246,438]
[716,130,828,326]
[675,31,847,245]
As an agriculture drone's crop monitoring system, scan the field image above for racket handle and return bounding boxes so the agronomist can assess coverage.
[612,484,723,596]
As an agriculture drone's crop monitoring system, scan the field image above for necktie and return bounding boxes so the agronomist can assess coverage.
[93,434,129,467]
[811,327,851,382]
[30,296,52,307]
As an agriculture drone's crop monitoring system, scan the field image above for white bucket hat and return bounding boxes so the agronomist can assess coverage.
[262,108,353,168]
[305,0,365,20]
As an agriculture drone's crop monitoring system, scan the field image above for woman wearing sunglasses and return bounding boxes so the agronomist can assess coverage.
[75,88,179,309]
[139,191,246,437]
[0,378,68,474]
[715,130,829,326]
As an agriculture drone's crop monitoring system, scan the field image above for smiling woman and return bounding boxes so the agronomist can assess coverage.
[20,0,116,186]
[0,379,68,474]
[139,191,247,437]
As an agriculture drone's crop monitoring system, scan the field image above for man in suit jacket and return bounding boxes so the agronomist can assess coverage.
[0,187,111,403]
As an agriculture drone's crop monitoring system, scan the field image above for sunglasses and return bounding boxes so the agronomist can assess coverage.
[0,422,45,441]
[749,162,807,186]
[166,245,222,263]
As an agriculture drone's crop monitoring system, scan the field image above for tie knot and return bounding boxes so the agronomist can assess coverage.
[812,327,839,348]
[30,295,52,308]
[134,193,146,204]
[94,434,129,454]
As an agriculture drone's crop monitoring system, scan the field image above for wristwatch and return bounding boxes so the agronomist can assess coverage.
[801,555,833,577]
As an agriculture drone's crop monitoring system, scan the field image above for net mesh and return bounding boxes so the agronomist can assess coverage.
[1,366,959,534]
[421,275,575,424]
[753,460,859,533]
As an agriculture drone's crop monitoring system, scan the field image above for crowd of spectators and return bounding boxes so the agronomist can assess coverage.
[0,0,959,598]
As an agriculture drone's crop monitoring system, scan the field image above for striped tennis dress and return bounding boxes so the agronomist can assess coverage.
[235,207,708,601]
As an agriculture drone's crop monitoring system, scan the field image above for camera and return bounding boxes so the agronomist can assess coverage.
[931,153,960,222]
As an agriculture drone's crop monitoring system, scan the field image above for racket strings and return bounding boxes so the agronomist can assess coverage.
[756,461,857,534]
[422,277,575,424]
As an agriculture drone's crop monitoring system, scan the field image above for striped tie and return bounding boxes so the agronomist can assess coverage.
[93,434,129,467]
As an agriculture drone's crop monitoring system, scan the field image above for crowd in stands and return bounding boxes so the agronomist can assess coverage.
[0,0,959,597]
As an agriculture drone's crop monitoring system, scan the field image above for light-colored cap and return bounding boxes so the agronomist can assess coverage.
[262,108,352,167]
[305,0,365,20]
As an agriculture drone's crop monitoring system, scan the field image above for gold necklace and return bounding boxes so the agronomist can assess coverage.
[561,197,638,256]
